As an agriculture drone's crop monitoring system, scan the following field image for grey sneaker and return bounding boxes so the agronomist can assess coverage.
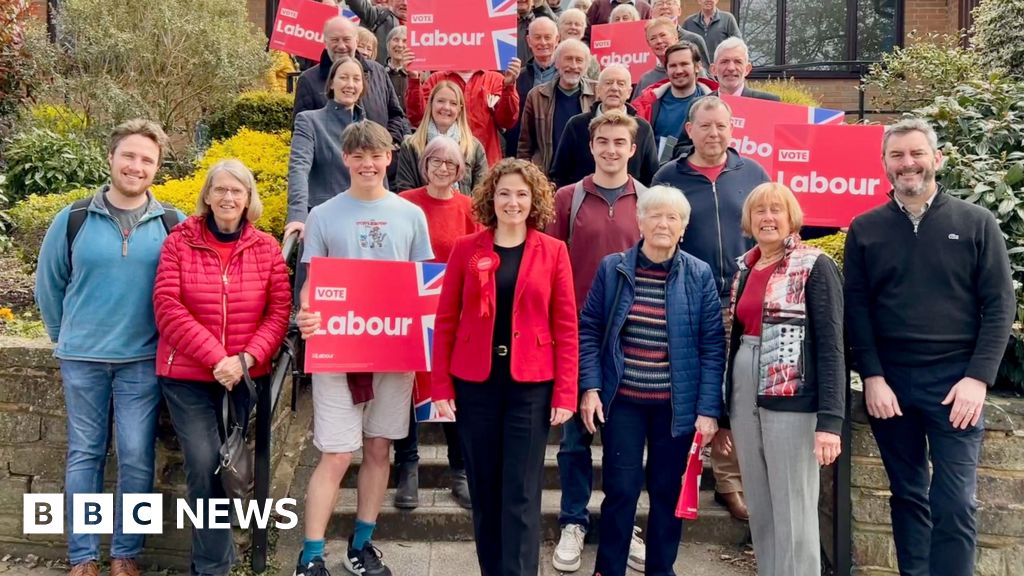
[553,523,586,572]
[628,525,645,572]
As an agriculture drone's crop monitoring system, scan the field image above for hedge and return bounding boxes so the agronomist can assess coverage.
[207,90,294,141]
[10,128,291,268]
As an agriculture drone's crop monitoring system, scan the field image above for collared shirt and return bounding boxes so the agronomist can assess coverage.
[894,190,937,234]
[726,83,745,96]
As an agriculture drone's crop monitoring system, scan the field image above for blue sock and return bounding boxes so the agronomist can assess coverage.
[352,519,376,550]
[300,538,325,565]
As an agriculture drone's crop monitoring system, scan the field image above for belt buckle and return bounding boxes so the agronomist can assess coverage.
[495,345,509,357]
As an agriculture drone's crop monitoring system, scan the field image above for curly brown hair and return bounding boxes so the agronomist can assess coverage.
[471,158,555,230]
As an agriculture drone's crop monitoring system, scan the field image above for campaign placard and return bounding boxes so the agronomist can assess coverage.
[721,95,845,175]
[304,258,445,373]
[407,0,517,72]
[269,0,340,60]
[773,124,889,227]
[590,21,655,81]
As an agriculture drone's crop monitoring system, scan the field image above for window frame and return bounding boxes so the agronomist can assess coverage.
[734,0,906,79]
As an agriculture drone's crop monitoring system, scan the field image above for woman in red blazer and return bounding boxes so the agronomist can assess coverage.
[153,159,291,574]
[432,158,579,576]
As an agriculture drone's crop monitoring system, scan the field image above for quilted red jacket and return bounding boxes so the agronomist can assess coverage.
[154,215,291,382]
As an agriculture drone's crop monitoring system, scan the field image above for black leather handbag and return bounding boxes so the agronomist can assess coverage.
[217,354,257,500]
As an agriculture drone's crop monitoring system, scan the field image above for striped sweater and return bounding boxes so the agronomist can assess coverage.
[618,253,672,403]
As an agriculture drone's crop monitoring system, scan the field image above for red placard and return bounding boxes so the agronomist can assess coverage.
[590,21,656,81]
[304,258,445,373]
[773,124,889,228]
[407,0,517,72]
[269,0,339,60]
[721,95,845,175]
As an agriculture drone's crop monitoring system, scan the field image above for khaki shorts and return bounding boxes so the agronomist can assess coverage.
[311,372,414,453]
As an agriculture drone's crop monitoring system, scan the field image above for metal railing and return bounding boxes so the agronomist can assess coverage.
[250,229,306,572]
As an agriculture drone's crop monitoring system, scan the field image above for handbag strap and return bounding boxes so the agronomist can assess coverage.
[222,354,259,437]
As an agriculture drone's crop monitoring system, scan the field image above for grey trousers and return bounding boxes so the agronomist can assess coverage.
[731,336,820,576]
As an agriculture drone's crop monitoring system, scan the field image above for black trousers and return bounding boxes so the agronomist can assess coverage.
[868,361,982,576]
[454,364,552,576]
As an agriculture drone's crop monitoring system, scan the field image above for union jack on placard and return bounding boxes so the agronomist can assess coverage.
[340,6,360,24]
[489,0,517,16]
[416,262,446,297]
[809,106,845,125]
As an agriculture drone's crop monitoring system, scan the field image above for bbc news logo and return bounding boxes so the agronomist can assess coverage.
[23,494,298,534]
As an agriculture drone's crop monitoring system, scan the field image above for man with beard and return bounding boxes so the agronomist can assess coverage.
[517,39,596,173]
[844,118,1014,576]
[36,120,184,576]
[632,42,716,160]
[506,16,560,157]
[292,16,408,146]
[345,0,406,66]
[550,64,658,187]
[632,5,710,97]
[546,109,650,573]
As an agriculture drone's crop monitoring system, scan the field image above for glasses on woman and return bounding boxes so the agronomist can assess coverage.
[210,186,248,198]
[427,158,458,170]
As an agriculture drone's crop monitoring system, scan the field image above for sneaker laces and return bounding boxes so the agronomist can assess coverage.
[361,543,386,571]
[302,559,331,576]
[557,524,586,553]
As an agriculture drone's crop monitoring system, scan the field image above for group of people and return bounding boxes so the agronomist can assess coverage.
[32,2,1015,576]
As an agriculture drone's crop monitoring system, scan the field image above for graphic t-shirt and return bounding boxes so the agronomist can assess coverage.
[301,190,434,263]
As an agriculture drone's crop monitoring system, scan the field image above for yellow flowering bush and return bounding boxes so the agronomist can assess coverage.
[805,232,846,269]
[10,129,292,268]
[747,78,822,107]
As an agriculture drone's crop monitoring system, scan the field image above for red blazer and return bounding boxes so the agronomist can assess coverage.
[154,216,292,382]
[431,228,579,411]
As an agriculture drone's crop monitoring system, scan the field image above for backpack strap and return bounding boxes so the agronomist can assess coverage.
[158,202,181,233]
[65,198,93,268]
[567,179,586,247]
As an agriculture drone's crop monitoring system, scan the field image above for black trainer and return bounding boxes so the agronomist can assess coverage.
[293,550,331,576]
[344,535,392,576]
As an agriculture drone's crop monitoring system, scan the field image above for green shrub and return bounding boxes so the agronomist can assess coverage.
[0,2,43,141]
[3,128,108,203]
[28,104,90,136]
[972,0,1024,81]
[208,91,294,141]
[8,186,92,267]
[863,32,982,112]
[747,78,821,107]
[805,232,846,269]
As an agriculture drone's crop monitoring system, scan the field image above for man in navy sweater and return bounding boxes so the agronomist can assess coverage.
[844,118,1014,576]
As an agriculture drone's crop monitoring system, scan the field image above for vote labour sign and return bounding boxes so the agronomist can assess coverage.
[407,0,517,72]
[590,21,655,80]
[304,258,445,373]
[774,124,889,227]
[269,0,339,60]
[721,95,845,175]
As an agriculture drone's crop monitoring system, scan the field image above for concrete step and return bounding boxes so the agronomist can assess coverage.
[339,444,717,492]
[326,488,749,545]
[417,421,593,446]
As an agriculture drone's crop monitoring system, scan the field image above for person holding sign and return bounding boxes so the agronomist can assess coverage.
[715,182,845,576]
[154,160,292,576]
[396,82,488,194]
[431,159,579,576]
[577,185,724,576]
[394,136,482,511]
[844,119,1014,576]
[293,121,433,576]
[345,0,406,66]
[550,64,658,188]
[652,97,769,521]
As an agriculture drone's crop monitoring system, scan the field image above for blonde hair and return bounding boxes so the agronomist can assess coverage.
[410,81,475,162]
[196,159,264,224]
[356,27,378,60]
[740,182,804,237]
[109,119,169,165]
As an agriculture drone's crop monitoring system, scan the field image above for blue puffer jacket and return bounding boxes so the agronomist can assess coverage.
[578,243,726,437]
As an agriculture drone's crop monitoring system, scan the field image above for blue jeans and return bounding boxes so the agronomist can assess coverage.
[596,399,693,576]
[161,376,255,576]
[556,413,593,530]
[60,359,160,565]
[869,361,982,576]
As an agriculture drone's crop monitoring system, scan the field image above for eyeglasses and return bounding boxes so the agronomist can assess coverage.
[427,158,459,170]
[210,186,248,198]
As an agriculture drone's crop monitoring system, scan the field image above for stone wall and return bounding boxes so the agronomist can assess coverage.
[848,386,1024,575]
[0,337,299,569]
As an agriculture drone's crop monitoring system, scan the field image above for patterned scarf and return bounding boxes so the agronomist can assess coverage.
[426,120,462,145]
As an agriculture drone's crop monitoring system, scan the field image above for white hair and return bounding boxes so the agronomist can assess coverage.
[528,15,558,36]
[637,185,692,229]
[553,38,591,62]
[558,8,587,26]
[598,63,632,84]
[713,36,750,63]
[569,0,592,10]
[609,3,640,21]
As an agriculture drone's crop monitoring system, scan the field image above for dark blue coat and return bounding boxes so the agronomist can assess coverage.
[578,243,725,437]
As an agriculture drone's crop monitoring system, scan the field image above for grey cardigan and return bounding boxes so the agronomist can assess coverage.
[395,135,488,195]
[286,102,364,224]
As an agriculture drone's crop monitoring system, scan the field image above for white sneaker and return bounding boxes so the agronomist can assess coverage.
[553,523,586,572]
[628,526,645,572]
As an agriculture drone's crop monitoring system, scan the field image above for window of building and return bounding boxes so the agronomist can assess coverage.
[734,0,902,74]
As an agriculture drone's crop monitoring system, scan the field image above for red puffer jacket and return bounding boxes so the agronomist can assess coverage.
[154,215,292,382]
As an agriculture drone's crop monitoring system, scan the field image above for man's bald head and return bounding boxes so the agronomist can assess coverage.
[324,16,358,62]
